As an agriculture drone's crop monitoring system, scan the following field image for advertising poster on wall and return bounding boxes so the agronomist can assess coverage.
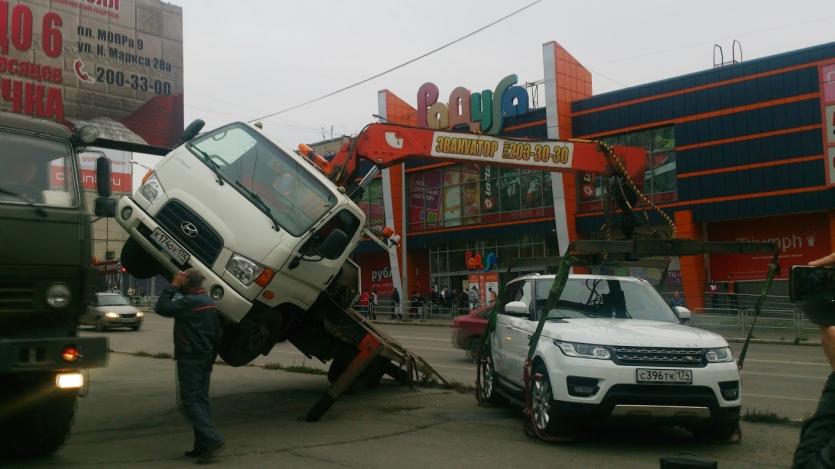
[443,168,461,227]
[500,168,520,212]
[480,165,498,213]
[0,0,184,149]
[467,272,499,305]
[424,169,442,228]
[409,170,443,229]
[461,163,480,225]
[708,213,831,280]
[51,147,133,193]
[361,251,394,295]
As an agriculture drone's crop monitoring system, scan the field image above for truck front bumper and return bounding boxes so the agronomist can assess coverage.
[0,337,108,374]
[117,196,252,322]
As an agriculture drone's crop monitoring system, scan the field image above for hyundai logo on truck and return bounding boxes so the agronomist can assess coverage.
[180,221,198,238]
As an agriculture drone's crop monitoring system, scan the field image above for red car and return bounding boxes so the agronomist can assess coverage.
[451,305,492,361]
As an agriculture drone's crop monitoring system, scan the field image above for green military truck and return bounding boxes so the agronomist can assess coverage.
[0,112,109,457]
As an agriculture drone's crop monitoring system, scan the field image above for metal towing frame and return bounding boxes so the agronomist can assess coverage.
[475,238,780,442]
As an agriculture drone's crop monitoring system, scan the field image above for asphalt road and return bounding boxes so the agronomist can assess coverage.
[82,314,829,421]
[7,354,803,468]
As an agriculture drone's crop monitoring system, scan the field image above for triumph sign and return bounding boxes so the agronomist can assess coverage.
[0,0,183,149]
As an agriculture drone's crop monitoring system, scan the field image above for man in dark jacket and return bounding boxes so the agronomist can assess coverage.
[794,252,835,468]
[155,269,225,464]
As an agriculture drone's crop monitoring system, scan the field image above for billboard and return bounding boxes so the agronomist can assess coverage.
[50,147,133,193]
[0,0,184,149]
[708,213,831,281]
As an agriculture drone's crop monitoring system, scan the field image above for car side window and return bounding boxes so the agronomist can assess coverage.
[499,282,521,315]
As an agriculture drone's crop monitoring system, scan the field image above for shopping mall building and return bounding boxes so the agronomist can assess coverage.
[330,40,835,310]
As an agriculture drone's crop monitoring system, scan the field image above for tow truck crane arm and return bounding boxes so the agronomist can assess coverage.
[299,123,648,193]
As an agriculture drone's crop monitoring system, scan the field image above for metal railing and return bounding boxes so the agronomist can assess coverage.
[352,299,478,321]
[691,306,819,342]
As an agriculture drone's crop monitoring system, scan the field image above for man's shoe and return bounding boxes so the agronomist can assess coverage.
[185,448,203,458]
[197,441,226,464]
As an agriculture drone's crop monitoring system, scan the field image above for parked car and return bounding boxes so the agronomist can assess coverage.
[82,293,144,331]
[451,305,491,361]
[480,273,740,441]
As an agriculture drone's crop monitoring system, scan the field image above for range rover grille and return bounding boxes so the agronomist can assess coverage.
[611,346,705,367]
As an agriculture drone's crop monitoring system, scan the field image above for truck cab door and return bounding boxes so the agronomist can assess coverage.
[280,208,361,303]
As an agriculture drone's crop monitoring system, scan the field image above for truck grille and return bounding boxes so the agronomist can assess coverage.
[156,200,223,267]
[611,346,705,367]
[0,281,35,313]
[120,313,136,318]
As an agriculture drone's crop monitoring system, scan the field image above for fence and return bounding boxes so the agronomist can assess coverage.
[690,307,819,342]
[353,299,478,321]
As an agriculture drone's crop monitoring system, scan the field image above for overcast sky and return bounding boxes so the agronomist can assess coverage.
[133,0,835,181]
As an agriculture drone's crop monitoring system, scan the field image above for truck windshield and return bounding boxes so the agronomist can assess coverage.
[189,123,337,236]
[0,132,78,208]
[535,278,678,323]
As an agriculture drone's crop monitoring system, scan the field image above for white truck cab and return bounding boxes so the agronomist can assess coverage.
[116,122,365,364]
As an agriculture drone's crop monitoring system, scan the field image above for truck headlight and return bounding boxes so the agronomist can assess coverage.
[226,254,274,287]
[705,347,734,363]
[139,173,165,204]
[554,340,611,360]
[46,284,71,308]
[105,312,119,318]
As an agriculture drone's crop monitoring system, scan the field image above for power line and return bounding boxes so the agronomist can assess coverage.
[248,0,544,123]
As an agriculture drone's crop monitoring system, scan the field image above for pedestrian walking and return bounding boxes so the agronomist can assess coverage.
[468,286,480,310]
[391,288,401,319]
[369,288,378,320]
[155,269,226,464]
[358,291,370,318]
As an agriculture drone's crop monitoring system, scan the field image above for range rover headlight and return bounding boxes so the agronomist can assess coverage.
[705,347,734,363]
[554,340,611,360]
[139,173,165,204]
[46,284,71,308]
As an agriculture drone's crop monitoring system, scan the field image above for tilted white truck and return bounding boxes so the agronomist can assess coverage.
[110,119,647,418]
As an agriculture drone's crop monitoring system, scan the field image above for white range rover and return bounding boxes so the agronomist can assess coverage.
[481,274,741,440]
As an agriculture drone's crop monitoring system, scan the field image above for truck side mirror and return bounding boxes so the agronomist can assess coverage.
[318,229,348,259]
[180,119,206,144]
[96,156,112,197]
[94,156,116,217]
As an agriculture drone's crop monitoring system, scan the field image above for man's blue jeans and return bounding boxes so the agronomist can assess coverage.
[176,356,223,451]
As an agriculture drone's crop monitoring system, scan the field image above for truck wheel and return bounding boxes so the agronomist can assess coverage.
[218,321,272,367]
[1,378,77,457]
[95,319,106,332]
[120,237,164,279]
[530,362,576,438]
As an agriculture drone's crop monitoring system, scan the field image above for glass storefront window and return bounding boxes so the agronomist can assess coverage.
[407,163,557,232]
[577,125,677,212]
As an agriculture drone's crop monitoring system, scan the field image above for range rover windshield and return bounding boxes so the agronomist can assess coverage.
[188,123,337,236]
[536,278,678,323]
